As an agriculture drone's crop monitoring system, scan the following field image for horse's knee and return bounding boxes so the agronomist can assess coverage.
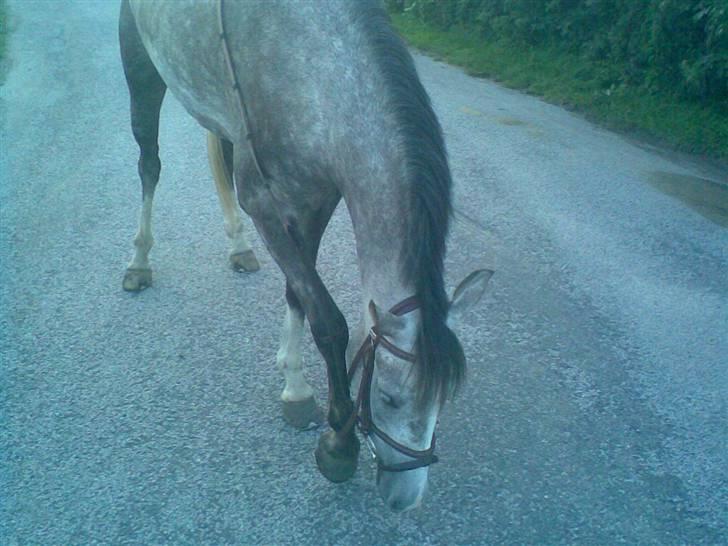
[309,307,349,359]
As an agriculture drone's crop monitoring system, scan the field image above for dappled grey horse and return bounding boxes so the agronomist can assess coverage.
[119,0,490,511]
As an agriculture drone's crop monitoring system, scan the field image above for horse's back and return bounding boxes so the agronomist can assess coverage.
[127,0,236,137]
[128,0,403,187]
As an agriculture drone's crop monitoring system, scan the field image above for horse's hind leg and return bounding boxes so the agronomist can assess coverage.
[119,0,166,291]
[206,132,259,272]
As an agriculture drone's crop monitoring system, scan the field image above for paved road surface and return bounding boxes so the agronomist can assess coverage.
[2,1,726,544]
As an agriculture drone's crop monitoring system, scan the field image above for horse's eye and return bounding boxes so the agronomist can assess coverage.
[380,391,402,409]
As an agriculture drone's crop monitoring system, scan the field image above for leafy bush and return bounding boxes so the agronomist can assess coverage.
[389,0,727,105]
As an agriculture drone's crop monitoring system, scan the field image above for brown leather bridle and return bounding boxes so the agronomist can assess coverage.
[339,296,438,472]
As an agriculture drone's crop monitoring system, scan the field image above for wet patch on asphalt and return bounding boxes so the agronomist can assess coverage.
[647,171,728,228]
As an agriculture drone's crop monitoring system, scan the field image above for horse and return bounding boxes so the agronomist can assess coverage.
[119,0,491,512]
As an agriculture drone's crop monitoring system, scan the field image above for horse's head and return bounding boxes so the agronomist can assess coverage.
[358,269,492,511]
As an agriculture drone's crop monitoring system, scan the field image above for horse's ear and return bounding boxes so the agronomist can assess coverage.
[369,300,407,336]
[447,269,493,328]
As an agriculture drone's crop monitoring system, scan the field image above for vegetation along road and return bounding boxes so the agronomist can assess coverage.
[1,1,726,543]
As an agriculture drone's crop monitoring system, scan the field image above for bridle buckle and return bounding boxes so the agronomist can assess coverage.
[368,326,379,349]
[363,433,378,461]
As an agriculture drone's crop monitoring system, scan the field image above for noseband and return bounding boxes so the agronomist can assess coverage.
[339,296,438,472]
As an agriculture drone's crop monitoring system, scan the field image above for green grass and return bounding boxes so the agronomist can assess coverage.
[390,12,728,161]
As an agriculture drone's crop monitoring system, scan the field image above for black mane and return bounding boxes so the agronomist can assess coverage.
[360,4,465,405]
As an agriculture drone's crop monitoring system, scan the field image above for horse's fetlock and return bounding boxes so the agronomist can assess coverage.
[316,430,360,483]
[223,219,243,239]
[133,233,153,250]
[276,349,289,371]
[328,398,355,431]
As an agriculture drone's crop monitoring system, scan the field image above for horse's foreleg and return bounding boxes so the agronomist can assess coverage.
[206,132,259,272]
[120,0,166,292]
[237,173,358,482]
[277,283,323,429]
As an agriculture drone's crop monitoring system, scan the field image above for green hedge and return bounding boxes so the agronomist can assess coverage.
[387,0,727,106]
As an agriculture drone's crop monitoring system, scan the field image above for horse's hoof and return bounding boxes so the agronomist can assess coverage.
[282,397,324,430]
[230,250,260,272]
[123,268,152,292]
[315,429,360,483]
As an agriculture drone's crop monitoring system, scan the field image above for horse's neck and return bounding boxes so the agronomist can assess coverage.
[359,258,420,352]
[357,238,410,307]
[344,158,420,339]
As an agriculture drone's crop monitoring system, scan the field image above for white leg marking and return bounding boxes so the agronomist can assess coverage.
[221,193,253,256]
[277,305,314,402]
[128,195,154,270]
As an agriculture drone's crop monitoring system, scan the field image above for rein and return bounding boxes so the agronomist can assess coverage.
[340,296,439,472]
[217,0,268,181]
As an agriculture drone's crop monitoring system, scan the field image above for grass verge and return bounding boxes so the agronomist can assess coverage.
[390,12,728,162]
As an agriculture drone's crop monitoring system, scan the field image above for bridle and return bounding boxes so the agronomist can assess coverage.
[339,296,439,472]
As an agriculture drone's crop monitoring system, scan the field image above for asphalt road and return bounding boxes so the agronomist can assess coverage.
[2,1,727,544]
